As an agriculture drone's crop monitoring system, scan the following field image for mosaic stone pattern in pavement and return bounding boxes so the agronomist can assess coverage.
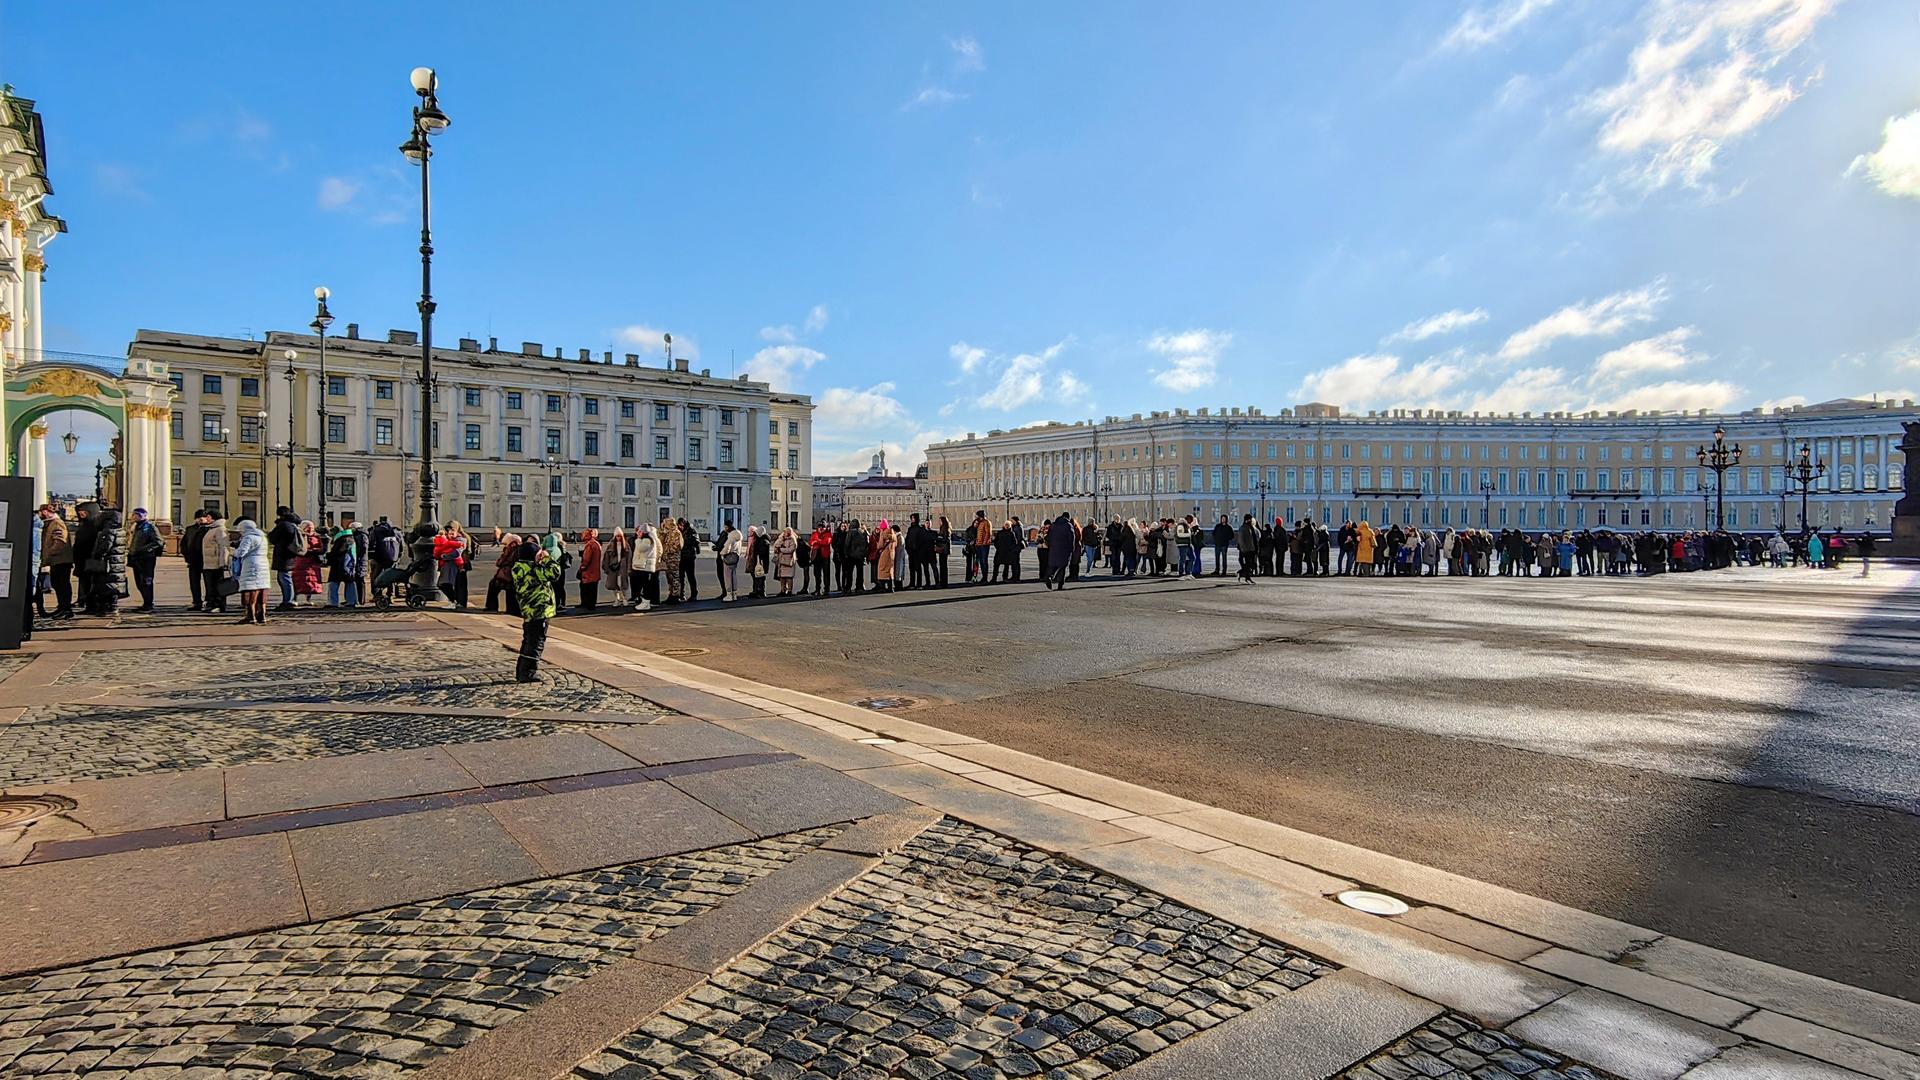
[0,704,629,787]
[577,818,1331,1080]
[0,829,838,1079]
[1341,1014,1616,1080]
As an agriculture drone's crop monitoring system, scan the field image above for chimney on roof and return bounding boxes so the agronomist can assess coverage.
[458,338,479,352]
[700,368,710,377]
[345,323,359,340]
[522,342,542,357]
[553,347,563,359]
[388,329,417,345]
[603,351,613,363]
[488,336,498,352]
[578,348,591,362]
[624,353,639,366]
[675,358,690,373]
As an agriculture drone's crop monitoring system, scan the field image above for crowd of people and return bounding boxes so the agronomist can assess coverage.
[15,500,1887,673]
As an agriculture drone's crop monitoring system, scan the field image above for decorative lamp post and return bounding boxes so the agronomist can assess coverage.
[1694,424,1741,531]
[1479,479,1495,527]
[401,65,451,596]
[1002,487,1013,523]
[60,430,77,455]
[219,426,233,517]
[256,409,270,516]
[311,287,334,527]
[1786,441,1825,536]
[1254,478,1272,525]
[1097,479,1112,523]
[282,349,299,512]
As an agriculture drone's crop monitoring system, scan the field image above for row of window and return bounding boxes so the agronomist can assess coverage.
[185,374,800,436]
[1007,433,1895,470]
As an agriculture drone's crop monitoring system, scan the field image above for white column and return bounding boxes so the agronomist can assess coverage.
[23,256,42,356]
[26,425,47,507]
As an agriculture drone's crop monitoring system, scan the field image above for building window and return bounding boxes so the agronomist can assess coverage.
[240,377,259,397]
[654,435,670,461]
[509,504,523,528]
[171,468,183,485]
[549,474,564,494]
[240,416,261,443]
[688,406,703,425]
[546,394,563,413]
[169,373,185,393]
[787,450,799,472]
[327,416,346,443]
[468,472,482,492]
[769,448,778,470]
[375,418,394,446]
[203,375,222,395]
[584,431,600,457]
[660,478,672,499]
[769,418,779,435]
[509,473,523,493]
[588,505,601,528]
[620,400,635,419]
[202,468,220,486]
[506,390,522,410]
[506,427,522,453]
[171,413,184,439]
[202,415,223,441]
[464,424,482,451]
[624,477,637,496]
[719,439,734,466]
[550,504,563,528]
[327,375,346,396]
[654,403,670,423]
[468,503,482,528]
[465,388,482,407]
[585,398,599,416]
[720,408,735,427]
[588,476,601,495]
[688,437,703,463]
[546,429,562,456]
[376,380,394,400]
[241,470,260,489]
[620,433,634,458]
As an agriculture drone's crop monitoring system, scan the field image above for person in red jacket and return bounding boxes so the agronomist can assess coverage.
[576,527,603,611]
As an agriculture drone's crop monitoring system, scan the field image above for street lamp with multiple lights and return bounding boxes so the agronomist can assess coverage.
[310,287,334,527]
[281,350,299,511]
[400,66,451,595]
[1694,424,1741,531]
[1786,441,1826,536]
[1479,479,1495,527]
[1253,478,1272,525]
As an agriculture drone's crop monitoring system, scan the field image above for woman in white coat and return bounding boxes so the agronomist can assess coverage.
[631,523,658,610]
[231,516,272,625]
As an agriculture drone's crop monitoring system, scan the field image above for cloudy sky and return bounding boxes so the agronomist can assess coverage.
[11,1,1920,478]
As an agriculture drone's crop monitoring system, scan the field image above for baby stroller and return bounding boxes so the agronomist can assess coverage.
[373,556,438,609]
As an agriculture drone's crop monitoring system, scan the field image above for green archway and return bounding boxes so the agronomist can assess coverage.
[4,359,173,521]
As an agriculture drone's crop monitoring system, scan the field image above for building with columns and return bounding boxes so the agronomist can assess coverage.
[924,398,1917,535]
[132,326,813,537]
[1,88,66,487]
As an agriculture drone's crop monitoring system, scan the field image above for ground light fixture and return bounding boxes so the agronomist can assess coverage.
[1336,889,1410,916]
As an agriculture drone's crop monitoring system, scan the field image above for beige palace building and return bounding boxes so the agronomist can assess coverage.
[924,398,1915,535]
[135,326,813,536]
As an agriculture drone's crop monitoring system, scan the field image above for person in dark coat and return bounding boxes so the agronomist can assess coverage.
[1235,514,1258,583]
[905,514,928,589]
[181,510,211,611]
[1043,513,1075,591]
[268,506,305,610]
[1211,516,1233,576]
[79,503,127,615]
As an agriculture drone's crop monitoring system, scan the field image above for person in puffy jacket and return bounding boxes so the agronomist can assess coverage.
[510,542,561,682]
[576,527,603,611]
[656,519,683,605]
[631,523,658,610]
[78,503,126,616]
[230,516,272,624]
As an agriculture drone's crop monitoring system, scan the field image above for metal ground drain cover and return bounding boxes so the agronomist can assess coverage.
[854,696,915,711]
[0,794,76,829]
[657,647,710,658]
[1336,889,1410,916]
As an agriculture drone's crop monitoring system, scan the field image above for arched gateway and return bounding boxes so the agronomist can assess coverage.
[4,357,175,523]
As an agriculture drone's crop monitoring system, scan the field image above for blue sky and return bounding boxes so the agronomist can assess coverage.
[9,0,1920,487]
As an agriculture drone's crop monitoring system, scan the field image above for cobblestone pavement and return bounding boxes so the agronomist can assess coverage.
[59,639,523,689]
[37,608,418,632]
[1342,1014,1615,1080]
[0,829,838,1079]
[578,818,1331,1080]
[0,704,626,787]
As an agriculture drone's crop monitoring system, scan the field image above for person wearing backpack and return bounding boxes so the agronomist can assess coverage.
[326,528,361,607]
[367,517,401,604]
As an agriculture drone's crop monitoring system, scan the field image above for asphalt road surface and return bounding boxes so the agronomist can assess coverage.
[588,555,1920,1001]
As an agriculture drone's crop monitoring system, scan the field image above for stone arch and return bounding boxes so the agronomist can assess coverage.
[4,358,174,522]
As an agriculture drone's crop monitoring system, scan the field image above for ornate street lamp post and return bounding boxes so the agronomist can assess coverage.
[310,287,333,527]
[1694,424,1741,531]
[1479,479,1495,527]
[1785,441,1825,536]
[400,66,451,595]
[1002,487,1013,523]
[256,409,269,517]
[281,350,299,513]
[1254,478,1272,525]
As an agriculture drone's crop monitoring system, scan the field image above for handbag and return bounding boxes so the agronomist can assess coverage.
[215,574,241,598]
[724,552,740,567]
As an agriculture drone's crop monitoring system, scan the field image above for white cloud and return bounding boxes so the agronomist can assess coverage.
[92,163,151,202]
[760,304,831,343]
[1586,0,1836,195]
[1757,395,1809,410]
[1294,353,1470,409]
[903,86,966,111]
[1439,0,1559,51]
[1466,367,1578,414]
[949,35,985,73]
[972,341,1083,410]
[1590,379,1743,414]
[1847,110,1920,200]
[317,177,361,211]
[615,325,696,360]
[1589,327,1700,383]
[1499,280,1668,359]
[1146,329,1232,392]
[816,382,909,430]
[743,345,825,391]
[1386,308,1488,343]
[950,342,989,374]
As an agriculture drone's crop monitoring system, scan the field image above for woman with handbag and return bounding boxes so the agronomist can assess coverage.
[631,523,657,610]
[576,527,603,611]
[603,528,629,607]
[201,514,233,614]
[718,524,746,602]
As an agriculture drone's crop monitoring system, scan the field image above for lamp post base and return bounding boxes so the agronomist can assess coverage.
[1891,514,1920,559]
[408,513,440,598]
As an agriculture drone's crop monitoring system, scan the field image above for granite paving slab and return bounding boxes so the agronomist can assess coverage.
[4,767,227,836]
[590,718,778,765]
[0,833,306,977]
[225,745,480,817]
[444,732,644,787]
[485,780,756,875]
[1509,988,1741,1080]
[288,805,546,920]
[665,758,911,837]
